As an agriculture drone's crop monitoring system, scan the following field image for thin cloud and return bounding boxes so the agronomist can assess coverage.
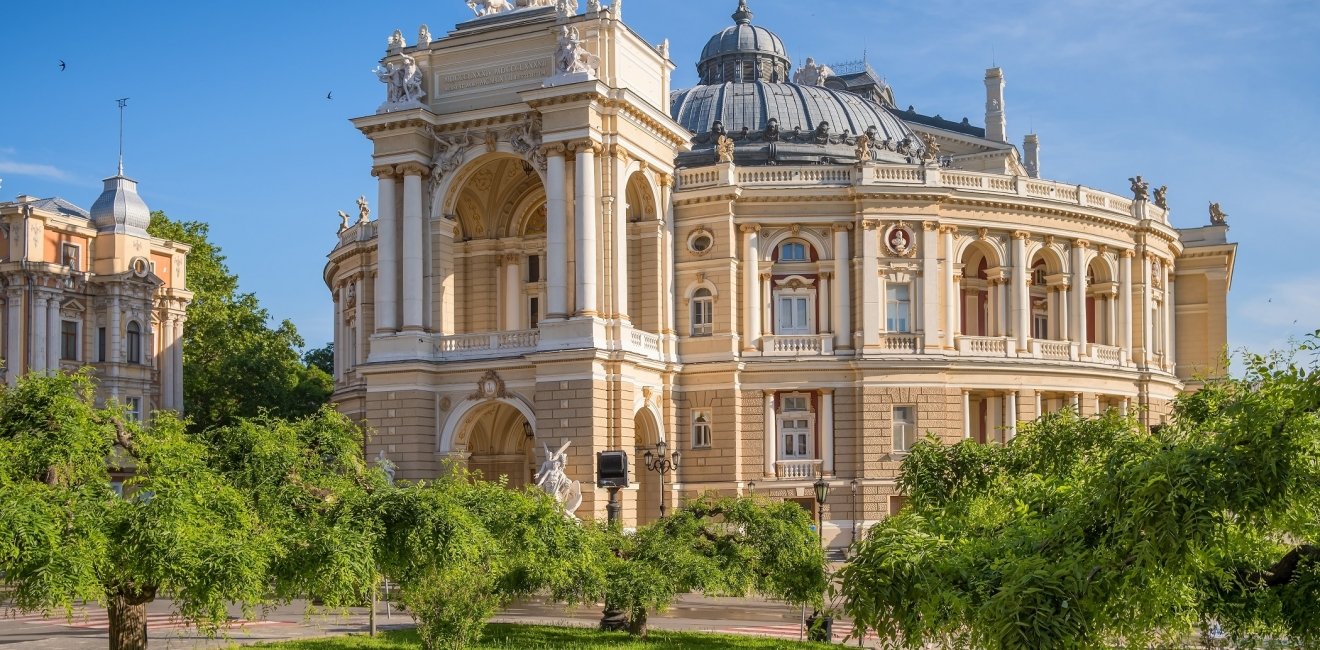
[0,160,72,181]
[1233,276,1320,354]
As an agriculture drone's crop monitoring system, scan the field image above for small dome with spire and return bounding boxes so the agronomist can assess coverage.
[89,173,151,237]
[697,1,791,84]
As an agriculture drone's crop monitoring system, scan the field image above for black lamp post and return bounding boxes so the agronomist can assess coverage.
[813,476,829,547]
[643,440,680,518]
[523,421,534,439]
[850,478,860,547]
[747,480,756,496]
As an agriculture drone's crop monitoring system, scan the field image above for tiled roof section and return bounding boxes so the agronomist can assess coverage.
[31,197,90,220]
[672,81,914,141]
[896,106,986,138]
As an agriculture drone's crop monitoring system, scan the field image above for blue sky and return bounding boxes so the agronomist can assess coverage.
[2,0,1317,358]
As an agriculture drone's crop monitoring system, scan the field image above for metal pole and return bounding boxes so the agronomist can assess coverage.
[369,575,377,637]
[658,467,666,518]
[600,486,628,632]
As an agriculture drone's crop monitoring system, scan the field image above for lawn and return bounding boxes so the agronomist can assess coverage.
[249,623,837,649]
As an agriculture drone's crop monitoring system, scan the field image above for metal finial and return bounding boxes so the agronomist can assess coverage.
[116,98,131,176]
[732,0,753,24]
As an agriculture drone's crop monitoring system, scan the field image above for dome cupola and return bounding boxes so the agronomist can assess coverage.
[89,173,151,237]
[697,1,791,84]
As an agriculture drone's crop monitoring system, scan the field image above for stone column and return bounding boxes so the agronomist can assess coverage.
[159,316,173,410]
[1163,264,1175,371]
[503,254,521,330]
[760,273,772,339]
[820,389,834,476]
[1120,250,1134,356]
[574,142,600,316]
[942,226,958,348]
[819,272,832,335]
[988,393,1001,443]
[1071,240,1088,344]
[832,224,851,350]
[613,150,632,322]
[1007,391,1018,440]
[1141,252,1154,366]
[545,146,570,319]
[920,222,939,349]
[46,294,61,371]
[660,174,678,338]
[1107,290,1118,347]
[372,165,399,333]
[962,390,972,438]
[1057,282,1070,341]
[173,318,185,409]
[332,287,343,381]
[741,225,761,351]
[399,162,428,331]
[1011,232,1030,351]
[5,290,19,384]
[30,293,48,373]
[862,221,882,348]
[110,296,122,364]
[355,275,368,363]
[763,390,776,477]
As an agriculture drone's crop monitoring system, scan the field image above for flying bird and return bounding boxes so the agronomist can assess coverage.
[326,91,333,100]
[58,60,66,71]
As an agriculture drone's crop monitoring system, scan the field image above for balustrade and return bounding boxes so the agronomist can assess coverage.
[762,334,834,357]
[775,459,823,479]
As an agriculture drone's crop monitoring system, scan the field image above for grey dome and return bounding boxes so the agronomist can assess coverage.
[697,1,791,84]
[670,81,925,167]
[90,174,151,237]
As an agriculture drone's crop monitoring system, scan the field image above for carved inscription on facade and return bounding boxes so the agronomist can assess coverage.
[438,58,553,92]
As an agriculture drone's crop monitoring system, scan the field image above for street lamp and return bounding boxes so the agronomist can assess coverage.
[747,480,756,496]
[643,440,680,518]
[813,476,829,547]
[849,478,859,547]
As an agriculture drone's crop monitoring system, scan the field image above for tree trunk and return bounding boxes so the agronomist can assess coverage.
[108,589,152,650]
[628,608,648,637]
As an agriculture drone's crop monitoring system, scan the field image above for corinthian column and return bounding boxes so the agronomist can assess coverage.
[832,224,851,350]
[942,226,958,349]
[372,165,399,333]
[1120,250,1134,356]
[545,146,569,319]
[741,225,761,351]
[46,294,61,371]
[862,221,882,348]
[30,293,48,373]
[920,222,939,350]
[1071,240,1089,344]
[399,162,429,331]
[574,141,600,316]
[5,290,20,384]
[1011,232,1030,351]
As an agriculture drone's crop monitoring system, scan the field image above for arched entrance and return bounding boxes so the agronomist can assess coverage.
[632,407,663,527]
[457,401,535,488]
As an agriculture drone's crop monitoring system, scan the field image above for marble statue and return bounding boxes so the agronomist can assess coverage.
[1209,202,1228,225]
[535,441,583,516]
[1154,185,1168,209]
[338,210,352,232]
[587,0,601,11]
[467,0,514,15]
[375,450,397,486]
[556,0,579,18]
[374,53,427,111]
[854,133,872,164]
[919,132,940,163]
[792,57,835,86]
[555,26,598,75]
[1129,176,1150,202]
[387,29,406,51]
[890,229,910,255]
[356,195,371,223]
[418,24,432,47]
[716,135,735,163]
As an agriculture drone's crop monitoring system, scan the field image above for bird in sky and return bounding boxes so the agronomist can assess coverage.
[58,60,66,71]
[326,91,333,100]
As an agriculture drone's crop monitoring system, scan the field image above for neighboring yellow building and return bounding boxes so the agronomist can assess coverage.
[0,170,192,418]
[325,0,1235,544]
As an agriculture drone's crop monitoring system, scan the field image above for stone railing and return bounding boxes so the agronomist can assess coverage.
[762,334,834,357]
[1032,339,1077,361]
[878,333,922,354]
[434,329,539,359]
[678,163,1165,225]
[776,459,823,479]
[1088,344,1126,366]
[957,335,1014,358]
[625,328,663,358]
[337,220,377,247]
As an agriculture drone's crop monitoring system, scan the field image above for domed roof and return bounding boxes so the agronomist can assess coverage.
[696,1,791,85]
[90,173,151,237]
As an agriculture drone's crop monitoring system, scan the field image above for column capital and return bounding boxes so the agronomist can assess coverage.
[608,144,632,163]
[818,388,835,396]
[1073,238,1090,249]
[1120,249,1136,259]
[939,225,959,235]
[540,142,568,157]
[861,219,881,231]
[568,139,603,155]
[501,253,522,264]
[739,223,761,234]
[831,223,853,233]
[758,272,772,282]
[370,165,397,179]
[762,389,776,398]
[397,161,431,178]
[658,173,674,188]
[1012,230,1032,241]
[820,271,834,281]
[922,221,940,232]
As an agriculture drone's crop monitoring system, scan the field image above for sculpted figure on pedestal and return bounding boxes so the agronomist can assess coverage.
[1209,202,1229,225]
[716,135,735,163]
[854,133,872,164]
[387,29,406,51]
[793,57,835,86]
[338,210,352,232]
[1154,185,1168,209]
[555,25,598,75]
[535,441,583,517]
[356,196,371,223]
[374,53,426,111]
[1129,175,1150,202]
[417,24,432,47]
[467,0,514,15]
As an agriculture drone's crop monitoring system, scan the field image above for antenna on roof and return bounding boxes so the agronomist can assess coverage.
[116,98,131,176]
[991,46,996,68]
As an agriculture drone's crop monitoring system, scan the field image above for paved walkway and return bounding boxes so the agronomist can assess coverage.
[0,595,874,648]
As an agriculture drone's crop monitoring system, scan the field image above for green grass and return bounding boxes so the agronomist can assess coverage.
[249,623,835,649]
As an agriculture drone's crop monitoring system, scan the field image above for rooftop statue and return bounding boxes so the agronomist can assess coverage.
[1154,185,1168,209]
[374,52,427,112]
[387,29,406,51]
[418,24,432,47]
[1129,175,1150,202]
[338,210,352,232]
[555,25,599,76]
[535,441,583,517]
[854,133,872,164]
[1209,202,1229,226]
[793,57,835,86]
[356,195,371,223]
[467,0,514,15]
[716,135,735,163]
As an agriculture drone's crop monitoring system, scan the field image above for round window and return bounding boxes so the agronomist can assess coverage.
[688,231,713,254]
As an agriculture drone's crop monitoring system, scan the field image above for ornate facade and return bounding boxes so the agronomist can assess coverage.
[326,0,1236,544]
[0,172,191,416]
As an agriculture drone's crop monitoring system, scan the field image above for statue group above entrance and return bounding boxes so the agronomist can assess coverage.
[466,0,576,17]
[373,53,426,114]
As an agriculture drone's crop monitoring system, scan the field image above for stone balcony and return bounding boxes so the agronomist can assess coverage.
[761,334,834,357]
[775,459,823,479]
[369,322,667,365]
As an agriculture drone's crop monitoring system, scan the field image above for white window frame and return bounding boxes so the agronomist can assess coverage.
[691,288,714,337]
[691,410,712,449]
[126,397,143,422]
[61,243,81,271]
[886,282,912,332]
[778,240,808,262]
[772,284,815,335]
[60,319,79,361]
[777,394,814,460]
[893,405,916,453]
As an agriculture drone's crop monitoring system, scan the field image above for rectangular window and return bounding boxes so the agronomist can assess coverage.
[893,405,916,453]
[779,396,811,459]
[691,411,712,449]
[527,255,541,283]
[529,297,540,329]
[126,397,142,422]
[97,327,107,363]
[779,242,807,261]
[60,320,78,361]
[777,296,810,334]
[691,295,713,336]
[886,283,911,332]
[1033,313,1049,340]
[61,243,80,271]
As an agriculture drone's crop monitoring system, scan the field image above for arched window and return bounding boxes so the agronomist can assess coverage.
[126,321,142,364]
[778,241,808,262]
[691,288,714,337]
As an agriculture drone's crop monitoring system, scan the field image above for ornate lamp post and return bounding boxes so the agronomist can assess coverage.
[813,476,830,547]
[643,440,681,518]
[850,478,859,547]
[747,480,756,496]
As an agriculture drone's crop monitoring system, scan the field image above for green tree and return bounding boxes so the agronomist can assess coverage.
[0,373,278,650]
[838,340,1320,649]
[147,212,332,431]
[606,495,829,636]
[303,343,335,376]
